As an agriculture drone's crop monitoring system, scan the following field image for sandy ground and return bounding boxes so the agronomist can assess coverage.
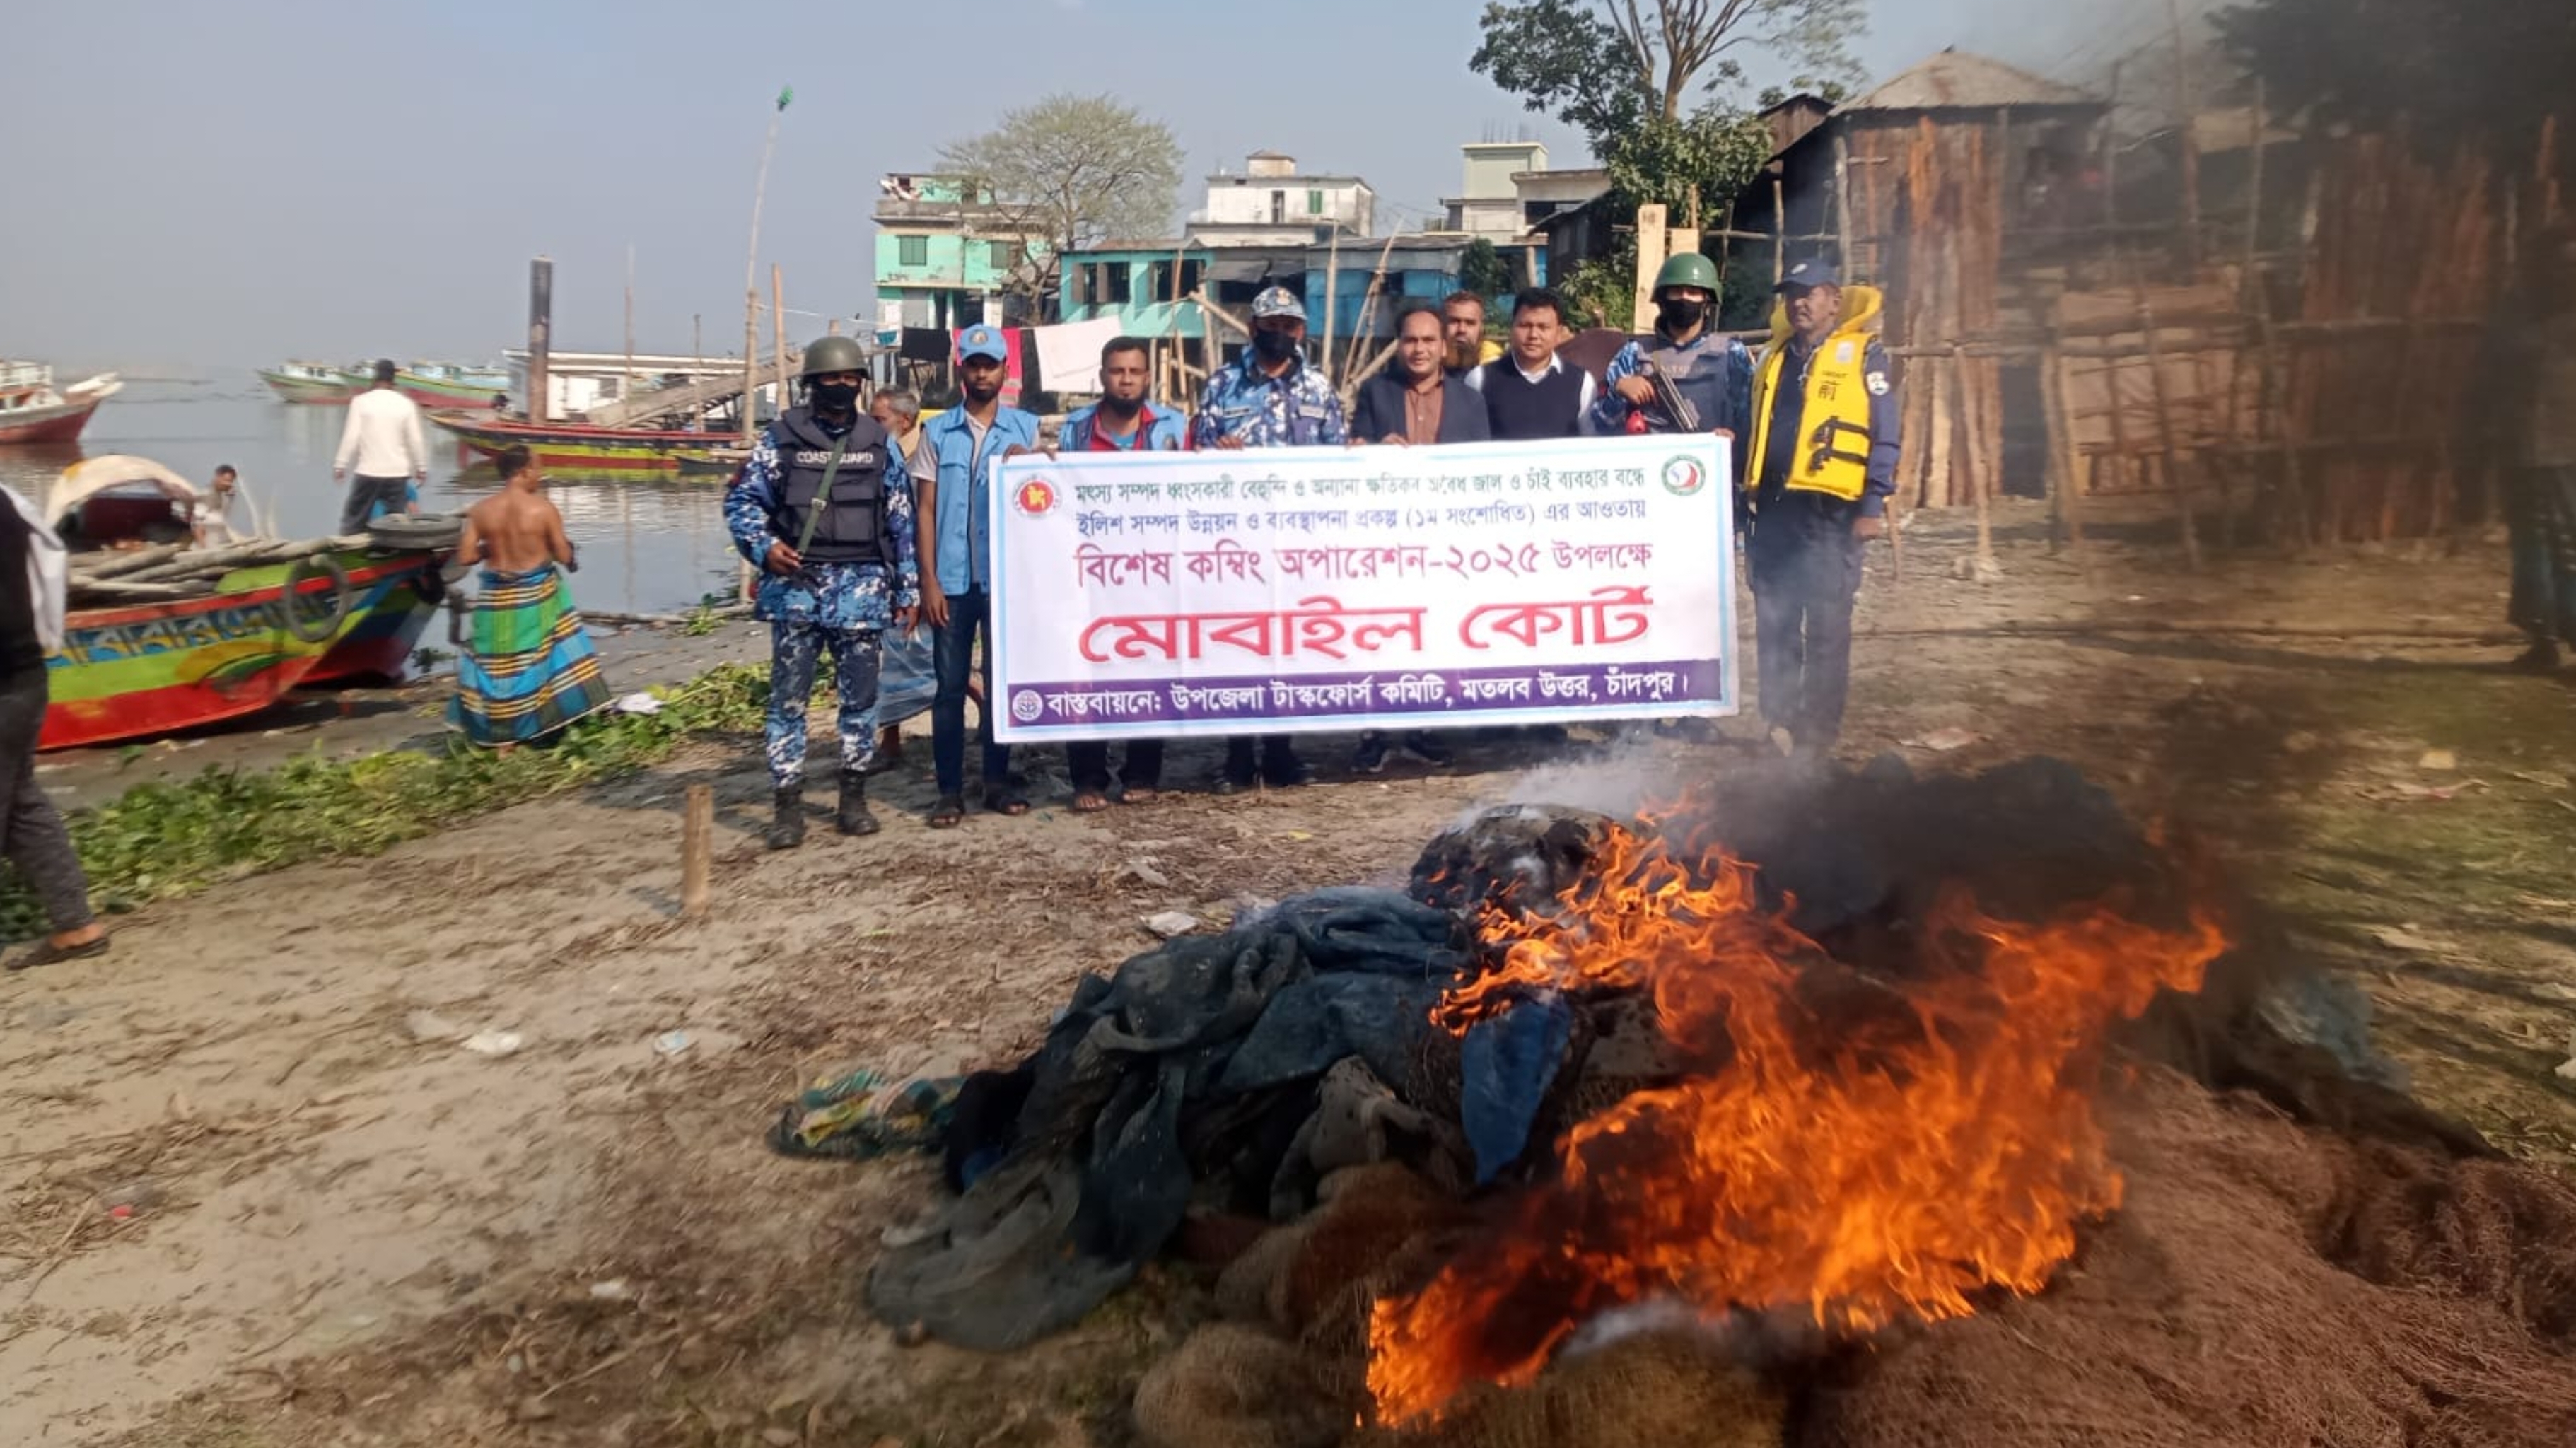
[4,501,2572,1447]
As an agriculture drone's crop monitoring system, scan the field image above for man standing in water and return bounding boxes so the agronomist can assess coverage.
[725,337,921,848]
[332,360,427,532]
[449,446,612,750]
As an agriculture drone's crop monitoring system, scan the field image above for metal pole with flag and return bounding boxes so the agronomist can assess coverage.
[742,83,791,448]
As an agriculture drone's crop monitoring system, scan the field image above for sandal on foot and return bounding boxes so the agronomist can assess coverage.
[984,790,1030,817]
[928,795,966,829]
[1119,783,1158,805]
[1071,791,1112,813]
[9,935,110,972]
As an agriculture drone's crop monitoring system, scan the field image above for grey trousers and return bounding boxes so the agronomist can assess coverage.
[1,672,94,933]
[340,474,412,533]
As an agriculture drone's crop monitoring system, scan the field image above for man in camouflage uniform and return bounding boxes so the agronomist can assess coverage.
[1192,286,1346,792]
[724,336,920,848]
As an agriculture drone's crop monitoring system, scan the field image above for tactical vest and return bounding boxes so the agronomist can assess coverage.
[1747,330,1876,502]
[771,407,895,564]
[1640,338,1736,436]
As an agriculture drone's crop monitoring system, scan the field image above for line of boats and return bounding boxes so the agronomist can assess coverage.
[258,359,513,410]
[261,357,752,475]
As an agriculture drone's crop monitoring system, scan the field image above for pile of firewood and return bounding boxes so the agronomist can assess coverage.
[67,536,369,607]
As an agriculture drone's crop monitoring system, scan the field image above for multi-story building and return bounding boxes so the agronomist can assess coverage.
[870,172,1051,334]
[1191,150,1375,237]
[1439,139,1607,290]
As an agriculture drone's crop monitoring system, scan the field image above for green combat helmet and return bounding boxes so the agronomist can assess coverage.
[800,334,868,377]
[1653,252,1721,298]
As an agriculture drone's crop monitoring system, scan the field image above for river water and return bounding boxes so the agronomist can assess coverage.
[0,375,742,617]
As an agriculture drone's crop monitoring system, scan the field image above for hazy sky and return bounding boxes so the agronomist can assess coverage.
[1,0,2207,372]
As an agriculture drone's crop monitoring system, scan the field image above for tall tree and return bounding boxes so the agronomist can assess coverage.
[1471,0,1861,224]
[1471,0,1863,136]
[939,95,1182,320]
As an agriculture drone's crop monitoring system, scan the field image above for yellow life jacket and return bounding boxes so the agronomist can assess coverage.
[1745,285,1887,503]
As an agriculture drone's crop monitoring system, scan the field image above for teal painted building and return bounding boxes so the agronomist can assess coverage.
[873,173,1051,332]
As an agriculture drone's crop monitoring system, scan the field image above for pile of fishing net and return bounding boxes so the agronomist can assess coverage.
[1124,761,2576,1448]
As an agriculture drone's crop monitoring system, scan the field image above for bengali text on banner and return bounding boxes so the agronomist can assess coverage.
[988,434,1736,742]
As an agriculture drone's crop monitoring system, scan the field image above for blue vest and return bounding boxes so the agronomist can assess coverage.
[1642,339,1736,436]
[770,407,894,564]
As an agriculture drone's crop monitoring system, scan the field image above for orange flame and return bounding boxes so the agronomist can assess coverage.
[1366,814,2226,1424]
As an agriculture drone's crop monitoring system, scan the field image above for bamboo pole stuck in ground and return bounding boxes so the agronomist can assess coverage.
[681,784,713,921]
[1341,231,1404,384]
[1633,203,1670,334]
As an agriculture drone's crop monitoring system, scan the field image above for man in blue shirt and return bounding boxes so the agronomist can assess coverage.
[1192,287,1346,791]
[919,324,1043,827]
[1061,335,1185,807]
[723,336,920,848]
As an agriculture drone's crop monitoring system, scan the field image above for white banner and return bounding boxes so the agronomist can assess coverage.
[989,435,1737,742]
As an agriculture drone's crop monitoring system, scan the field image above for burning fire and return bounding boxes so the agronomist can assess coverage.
[1366,812,2227,1423]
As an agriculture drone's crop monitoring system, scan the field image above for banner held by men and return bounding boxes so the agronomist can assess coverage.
[989,435,1735,742]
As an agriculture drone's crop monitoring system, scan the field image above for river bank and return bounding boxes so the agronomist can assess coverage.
[5,503,2573,1446]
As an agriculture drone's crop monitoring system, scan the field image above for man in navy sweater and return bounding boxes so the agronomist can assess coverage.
[1480,288,1597,440]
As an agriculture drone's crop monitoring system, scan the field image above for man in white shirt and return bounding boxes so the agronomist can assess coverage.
[333,359,427,533]
[192,465,246,547]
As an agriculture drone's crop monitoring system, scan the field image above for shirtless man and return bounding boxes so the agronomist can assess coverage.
[448,445,610,748]
[457,448,576,574]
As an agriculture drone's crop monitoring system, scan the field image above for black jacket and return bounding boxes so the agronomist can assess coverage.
[1348,373,1492,445]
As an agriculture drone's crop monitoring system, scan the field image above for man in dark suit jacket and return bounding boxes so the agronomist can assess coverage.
[1345,301,1484,776]
[1351,301,1492,445]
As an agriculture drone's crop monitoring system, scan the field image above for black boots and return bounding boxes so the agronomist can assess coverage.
[768,776,878,848]
[837,772,880,836]
[767,787,806,851]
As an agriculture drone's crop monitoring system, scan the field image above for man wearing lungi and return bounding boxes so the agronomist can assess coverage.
[449,445,613,749]
[725,336,922,849]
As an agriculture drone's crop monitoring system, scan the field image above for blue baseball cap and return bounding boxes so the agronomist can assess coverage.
[1778,259,1843,293]
[957,323,1008,362]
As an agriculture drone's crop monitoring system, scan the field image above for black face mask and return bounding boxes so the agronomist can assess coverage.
[1657,299,1706,333]
[812,380,861,412]
[1252,330,1300,364]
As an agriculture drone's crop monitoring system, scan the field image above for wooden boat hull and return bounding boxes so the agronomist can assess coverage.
[260,368,358,404]
[305,565,443,684]
[0,392,107,445]
[395,370,508,410]
[40,551,441,750]
[430,413,731,471]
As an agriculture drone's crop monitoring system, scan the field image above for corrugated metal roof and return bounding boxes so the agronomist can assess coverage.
[1843,49,2099,112]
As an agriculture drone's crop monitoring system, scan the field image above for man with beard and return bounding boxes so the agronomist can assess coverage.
[1743,261,1900,760]
[1193,286,1346,793]
[919,324,1043,827]
[724,337,920,848]
[1442,291,1503,382]
[1591,252,1753,474]
[1061,335,1185,807]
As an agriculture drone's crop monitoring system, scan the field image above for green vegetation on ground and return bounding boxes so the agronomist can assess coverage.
[1,664,773,943]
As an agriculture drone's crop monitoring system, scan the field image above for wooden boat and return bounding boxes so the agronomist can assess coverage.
[394,362,511,411]
[35,457,451,751]
[258,361,361,404]
[0,361,121,445]
[429,411,733,472]
[674,445,752,479]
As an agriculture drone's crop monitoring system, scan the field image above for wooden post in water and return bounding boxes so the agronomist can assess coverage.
[526,256,553,426]
[681,784,713,921]
[771,265,788,412]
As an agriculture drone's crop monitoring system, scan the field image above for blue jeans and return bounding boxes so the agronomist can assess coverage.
[931,586,1010,798]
